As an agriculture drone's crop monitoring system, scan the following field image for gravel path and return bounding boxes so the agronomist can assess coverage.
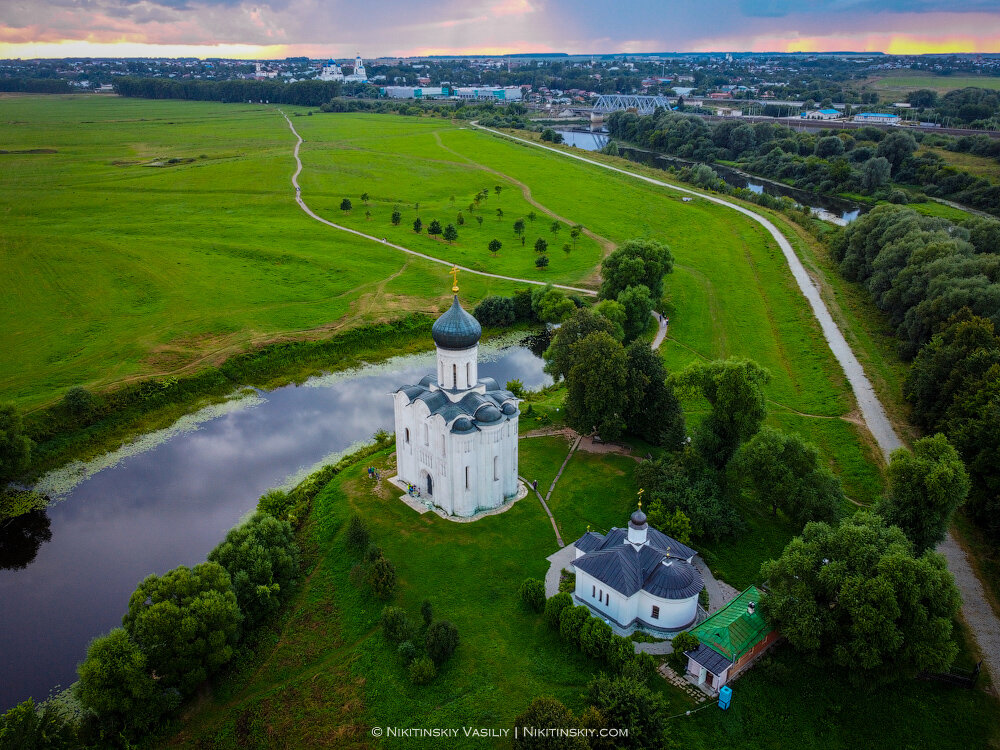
[473,124,1000,684]
[277,110,999,683]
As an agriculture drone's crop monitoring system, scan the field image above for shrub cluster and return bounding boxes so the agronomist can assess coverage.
[380,600,460,685]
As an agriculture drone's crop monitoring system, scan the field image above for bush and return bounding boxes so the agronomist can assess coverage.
[606,634,636,673]
[543,592,573,629]
[587,673,671,749]
[420,599,433,627]
[425,620,459,664]
[381,606,413,643]
[623,651,657,683]
[580,618,613,660]
[367,557,397,600]
[0,698,78,749]
[519,578,546,613]
[397,640,417,664]
[208,511,300,629]
[559,605,591,646]
[408,655,437,685]
[256,489,294,521]
[0,403,32,484]
[473,296,516,327]
[667,631,700,673]
[364,543,384,563]
[62,386,96,419]
[512,697,587,750]
[345,515,370,552]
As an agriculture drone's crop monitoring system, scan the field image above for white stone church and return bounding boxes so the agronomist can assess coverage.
[392,285,520,517]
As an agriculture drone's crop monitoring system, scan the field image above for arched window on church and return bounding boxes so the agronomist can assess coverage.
[493,456,499,481]
[405,428,410,444]
[441,435,446,457]
[466,362,471,386]
[423,424,429,446]
[465,466,469,489]
[453,363,457,389]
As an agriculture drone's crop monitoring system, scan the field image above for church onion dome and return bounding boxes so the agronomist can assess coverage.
[501,402,517,415]
[630,508,648,528]
[451,417,476,434]
[475,404,502,423]
[432,295,482,350]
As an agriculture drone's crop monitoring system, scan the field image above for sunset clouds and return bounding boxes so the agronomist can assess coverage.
[1,0,998,58]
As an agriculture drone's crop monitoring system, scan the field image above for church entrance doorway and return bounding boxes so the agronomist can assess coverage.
[426,474,433,496]
[420,469,433,497]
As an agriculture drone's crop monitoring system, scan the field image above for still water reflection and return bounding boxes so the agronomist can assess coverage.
[0,334,551,709]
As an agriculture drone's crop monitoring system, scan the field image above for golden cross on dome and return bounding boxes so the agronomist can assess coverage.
[450,265,460,293]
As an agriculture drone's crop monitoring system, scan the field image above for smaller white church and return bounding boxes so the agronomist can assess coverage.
[571,506,703,634]
[392,276,520,517]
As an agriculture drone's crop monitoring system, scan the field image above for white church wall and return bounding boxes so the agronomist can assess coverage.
[435,345,478,389]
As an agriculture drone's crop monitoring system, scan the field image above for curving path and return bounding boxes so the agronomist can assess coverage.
[278,111,998,681]
[471,124,1000,684]
[279,111,597,297]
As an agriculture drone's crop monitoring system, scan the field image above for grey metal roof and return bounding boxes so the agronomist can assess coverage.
[572,543,703,600]
[575,532,605,553]
[685,643,733,675]
[432,296,482,350]
[597,527,697,562]
[395,377,518,431]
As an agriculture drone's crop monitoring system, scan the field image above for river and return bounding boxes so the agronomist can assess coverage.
[555,130,864,225]
[0,333,551,710]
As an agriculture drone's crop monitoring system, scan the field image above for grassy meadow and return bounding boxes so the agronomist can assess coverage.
[865,72,1000,96]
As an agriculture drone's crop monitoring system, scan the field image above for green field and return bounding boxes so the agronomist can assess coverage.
[866,72,1000,95]
[165,444,999,750]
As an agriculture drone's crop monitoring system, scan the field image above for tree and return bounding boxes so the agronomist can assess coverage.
[543,592,572,628]
[617,285,654,343]
[559,605,591,646]
[534,237,548,254]
[428,219,442,236]
[408,655,436,684]
[345,515,370,552]
[62,386,96,420]
[122,562,240,695]
[815,136,845,158]
[528,211,537,223]
[562,243,572,256]
[666,631,700,673]
[731,427,843,528]
[412,217,423,233]
[544,307,620,381]
[340,198,352,212]
[208,512,300,628]
[550,221,561,238]
[0,698,77,750]
[494,185,502,198]
[565,332,628,440]
[587,674,671,749]
[474,295,515,327]
[364,209,371,221]
[391,210,401,225]
[907,89,939,109]
[512,697,587,750]
[540,128,565,144]
[876,130,918,172]
[380,606,413,643]
[476,215,484,227]
[513,218,525,237]
[496,208,504,221]
[860,156,891,192]
[519,578,546,612]
[488,238,502,256]
[760,512,961,684]
[579,618,613,660]
[875,434,970,554]
[674,358,770,468]
[425,620,459,664]
[531,285,576,324]
[593,299,626,341]
[443,223,458,242]
[456,211,465,225]
[0,403,32,484]
[421,599,433,627]
[623,340,685,448]
[599,239,674,302]
[360,192,369,204]
[570,225,582,249]
[76,628,176,739]
[367,556,397,599]
[535,255,550,269]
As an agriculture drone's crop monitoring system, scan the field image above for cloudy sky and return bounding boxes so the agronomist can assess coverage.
[2,0,998,59]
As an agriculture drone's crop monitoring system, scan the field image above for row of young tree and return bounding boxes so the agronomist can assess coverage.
[113,76,364,107]
[605,110,1000,216]
[513,582,671,749]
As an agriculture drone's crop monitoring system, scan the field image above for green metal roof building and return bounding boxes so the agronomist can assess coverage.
[684,585,778,694]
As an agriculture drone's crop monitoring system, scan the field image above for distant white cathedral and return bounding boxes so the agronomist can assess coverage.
[319,54,367,82]
[393,273,520,517]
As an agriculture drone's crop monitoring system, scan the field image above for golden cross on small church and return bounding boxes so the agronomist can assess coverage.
[450,265,460,293]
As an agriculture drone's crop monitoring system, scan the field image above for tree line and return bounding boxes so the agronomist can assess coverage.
[605,110,1000,216]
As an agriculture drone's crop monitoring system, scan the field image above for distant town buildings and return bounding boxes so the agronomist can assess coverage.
[803,109,841,120]
[853,112,902,124]
[319,55,368,83]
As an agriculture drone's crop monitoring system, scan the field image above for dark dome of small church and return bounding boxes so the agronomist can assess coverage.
[476,404,502,423]
[501,402,517,415]
[630,508,647,527]
[432,296,482,350]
